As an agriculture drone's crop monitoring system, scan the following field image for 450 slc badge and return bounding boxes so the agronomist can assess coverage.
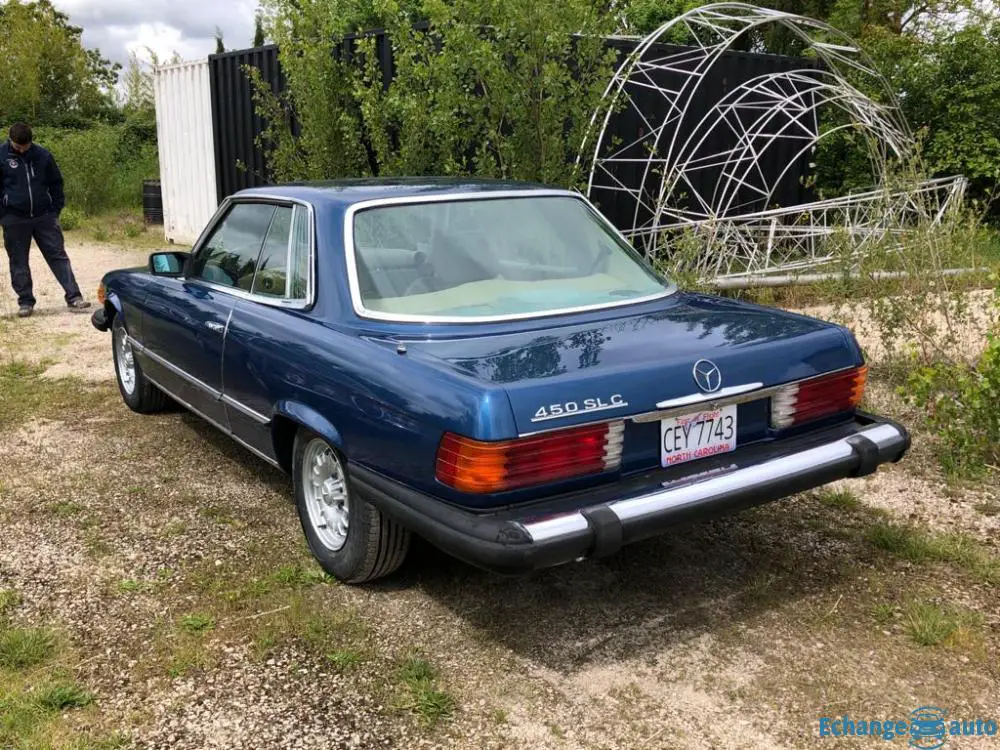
[531,394,629,423]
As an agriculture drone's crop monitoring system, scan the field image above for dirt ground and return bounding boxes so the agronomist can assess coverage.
[0,237,997,750]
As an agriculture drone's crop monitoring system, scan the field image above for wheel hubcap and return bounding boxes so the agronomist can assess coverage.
[302,439,349,552]
[116,329,136,395]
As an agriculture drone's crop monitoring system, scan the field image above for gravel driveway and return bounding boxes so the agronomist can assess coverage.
[0,236,997,750]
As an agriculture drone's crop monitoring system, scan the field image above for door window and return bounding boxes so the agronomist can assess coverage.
[190,203,276,289]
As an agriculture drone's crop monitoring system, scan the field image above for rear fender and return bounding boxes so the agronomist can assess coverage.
[272,400,346,455]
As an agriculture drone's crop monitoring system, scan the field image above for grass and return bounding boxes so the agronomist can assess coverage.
[64,210,169,252]
[0,361,111,430]
[872,603,897,626]
[0,627,56,669]
[0,615,98,748]
[397,655,456,726]
[866,521,1000,584]
[0,589,21,617]
[903,601,982,647]
[816,487,862,511]
[179,614,215,634]
[326,649,364,670]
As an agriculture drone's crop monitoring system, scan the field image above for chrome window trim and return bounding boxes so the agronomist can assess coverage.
[182,194,317,310]
[342,189,677,324]
[130,334,272,425]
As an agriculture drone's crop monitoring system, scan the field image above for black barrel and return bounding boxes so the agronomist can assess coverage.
[142,179,164,225]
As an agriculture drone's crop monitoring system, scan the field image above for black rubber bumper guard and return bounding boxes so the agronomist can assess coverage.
[91,306,111,332]
[349,412,911,575]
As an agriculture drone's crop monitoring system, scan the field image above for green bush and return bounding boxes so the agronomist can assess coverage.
[903,281,1000,477]
[32,124,159,217]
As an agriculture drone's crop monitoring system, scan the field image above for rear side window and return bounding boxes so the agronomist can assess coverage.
[190,203,276,289]
[249,204,311,301]
[252,206,294,298]
[288,205,310,300]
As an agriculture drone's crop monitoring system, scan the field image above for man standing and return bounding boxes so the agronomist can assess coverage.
[0,123,90,318]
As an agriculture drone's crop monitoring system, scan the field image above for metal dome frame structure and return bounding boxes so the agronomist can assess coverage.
[581,3,966,284]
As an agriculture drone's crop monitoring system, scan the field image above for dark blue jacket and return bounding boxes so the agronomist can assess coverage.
[0,141,65,222]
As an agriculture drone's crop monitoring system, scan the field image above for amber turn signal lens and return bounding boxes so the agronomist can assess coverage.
[96,282,106,305]
[435,422,624,494]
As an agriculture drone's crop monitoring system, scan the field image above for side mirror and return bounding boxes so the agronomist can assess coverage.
[149,251,190,276]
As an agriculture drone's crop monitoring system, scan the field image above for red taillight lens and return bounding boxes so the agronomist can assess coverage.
[770,366,868,429]
[435,421,624,494]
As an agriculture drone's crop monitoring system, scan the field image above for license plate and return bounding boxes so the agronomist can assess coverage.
[660,404,738,467]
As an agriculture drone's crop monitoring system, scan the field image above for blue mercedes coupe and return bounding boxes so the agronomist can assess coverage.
[92,179,910,583]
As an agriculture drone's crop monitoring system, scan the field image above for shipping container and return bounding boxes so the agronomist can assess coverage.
[153,59,219,245]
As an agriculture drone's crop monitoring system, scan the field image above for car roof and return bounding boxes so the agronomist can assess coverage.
[233,177,574,208]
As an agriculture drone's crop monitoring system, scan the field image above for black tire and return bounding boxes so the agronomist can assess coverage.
[293,428,410,584]
[111,314,167,414]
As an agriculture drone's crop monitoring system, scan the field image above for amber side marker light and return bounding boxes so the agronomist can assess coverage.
[435,421,625,494]
[770,366,868,429]
[96,281,106,305]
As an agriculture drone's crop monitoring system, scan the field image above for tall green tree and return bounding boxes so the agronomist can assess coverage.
[257,0,616,186]
[254,11,267,46]
[0,0,119,124]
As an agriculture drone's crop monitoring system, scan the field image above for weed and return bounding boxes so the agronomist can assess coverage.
[179,614,215,634]
[0,627,56,669]
[36,681,93,710]
[270,564,330,588]
[872,603,897,625]
[51,501,85,518]
[816,488,861,510]
[974,501,1000,517]
[118,579,145,594]
[867,522,1000,584]
[0,590,21,618]
[326,649,364,670]
[397,655,456,725]
[902,601,982,647]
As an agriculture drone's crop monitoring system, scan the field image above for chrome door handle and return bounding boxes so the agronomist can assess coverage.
[205,321,225,333]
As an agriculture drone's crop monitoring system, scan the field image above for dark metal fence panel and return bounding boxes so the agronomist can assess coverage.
[208,33,818,229]
[589,39,819,232]
[209,45,283,201]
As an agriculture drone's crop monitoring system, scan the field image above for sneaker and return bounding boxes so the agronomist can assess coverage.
[17,305,33,318]
[67,298,91,313]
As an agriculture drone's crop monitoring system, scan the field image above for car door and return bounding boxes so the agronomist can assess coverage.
[138,201,278,428]
[221,201,314,458]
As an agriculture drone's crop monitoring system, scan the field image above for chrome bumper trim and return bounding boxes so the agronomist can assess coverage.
[520,422,904,543]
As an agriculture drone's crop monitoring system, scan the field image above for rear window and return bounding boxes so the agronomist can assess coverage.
[350,195,673,320]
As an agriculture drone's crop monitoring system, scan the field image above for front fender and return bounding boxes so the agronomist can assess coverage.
[273,400,346,453]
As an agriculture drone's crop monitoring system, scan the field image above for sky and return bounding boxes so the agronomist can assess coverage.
[51,0,261,67]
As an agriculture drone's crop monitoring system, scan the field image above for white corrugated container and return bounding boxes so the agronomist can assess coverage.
[153,59,218,245]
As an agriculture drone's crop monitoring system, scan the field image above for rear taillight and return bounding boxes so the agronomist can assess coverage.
[435,421,624,494]
[770,366,868,429]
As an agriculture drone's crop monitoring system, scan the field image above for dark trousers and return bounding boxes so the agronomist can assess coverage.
[2,212,82,308]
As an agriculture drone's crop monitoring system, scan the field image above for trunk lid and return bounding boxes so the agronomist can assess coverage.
[395,293,859,474]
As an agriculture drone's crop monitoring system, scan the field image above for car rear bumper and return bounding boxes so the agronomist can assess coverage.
[349,412,910,575]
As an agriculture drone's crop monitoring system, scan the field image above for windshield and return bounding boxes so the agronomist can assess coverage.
[350,195,674,320]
